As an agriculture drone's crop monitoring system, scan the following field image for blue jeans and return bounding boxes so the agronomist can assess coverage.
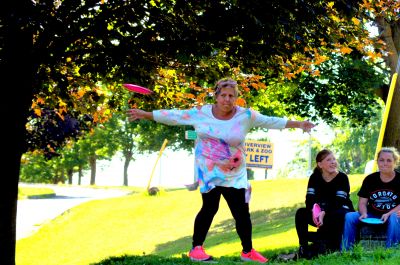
[342,211,400,250]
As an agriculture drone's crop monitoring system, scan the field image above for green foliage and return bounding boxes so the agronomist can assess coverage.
[277,135,323,179]
[131,120,193,153]
[280,103,382,176]
[21,110,196,185]
[79,124,120,161]
[331,106,382,174]
[23,0,388,159]
[20,151,72,184]
[281,55,387,125]
[20,152,56,183]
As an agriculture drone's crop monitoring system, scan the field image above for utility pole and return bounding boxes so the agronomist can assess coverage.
[307,132,313,177]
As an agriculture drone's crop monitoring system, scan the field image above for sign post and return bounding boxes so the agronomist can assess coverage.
[185,130,197,183]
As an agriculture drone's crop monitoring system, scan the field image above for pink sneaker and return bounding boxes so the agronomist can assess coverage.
[188,246,212,261]
[241,249,268,263]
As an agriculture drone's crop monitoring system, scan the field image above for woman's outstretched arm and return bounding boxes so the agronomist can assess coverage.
[285,120,315,132]
[126,109,154,121]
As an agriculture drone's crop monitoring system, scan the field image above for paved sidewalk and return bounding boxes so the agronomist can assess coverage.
[17,184,130,240]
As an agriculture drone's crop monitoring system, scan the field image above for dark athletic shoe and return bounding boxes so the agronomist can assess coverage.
[298,245,313,260]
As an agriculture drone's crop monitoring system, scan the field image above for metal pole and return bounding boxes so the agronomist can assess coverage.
[147,139,168,190]
[308,132,312,172]
[304,132,313,177]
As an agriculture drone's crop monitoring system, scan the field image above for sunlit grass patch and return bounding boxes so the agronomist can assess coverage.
[16,175,370,265]
[18,187,55,199]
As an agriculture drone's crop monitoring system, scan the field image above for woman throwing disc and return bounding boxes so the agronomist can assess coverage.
[127,78,315,263]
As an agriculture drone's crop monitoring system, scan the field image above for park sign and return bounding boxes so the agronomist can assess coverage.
[185,130,197,140]
[245,140,273,169]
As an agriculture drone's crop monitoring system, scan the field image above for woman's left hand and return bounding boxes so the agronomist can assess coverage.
[317,211,326,227]
[300,121,315,133]
[381,213,390,223]
[126,109,152,121]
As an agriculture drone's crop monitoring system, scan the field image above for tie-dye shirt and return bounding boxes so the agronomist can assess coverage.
[153,105,287,193]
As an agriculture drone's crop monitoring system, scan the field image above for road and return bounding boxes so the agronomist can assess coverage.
[17,184,130,240]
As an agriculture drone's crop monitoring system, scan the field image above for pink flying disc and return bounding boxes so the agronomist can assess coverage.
[312,203,322,226]
[123,84,153,95]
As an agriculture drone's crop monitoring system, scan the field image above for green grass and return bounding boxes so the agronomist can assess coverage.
[17,174,400,265]
[18,187,55,200]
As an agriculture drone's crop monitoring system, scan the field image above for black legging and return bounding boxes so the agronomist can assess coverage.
[295,207,348,251]
[192,186,252,252]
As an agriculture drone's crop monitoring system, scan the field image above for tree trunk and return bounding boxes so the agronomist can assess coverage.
[123,151,133,186]
[53,173,58,184]
[53,169,61,184]
[375,17,400,150]
[78,165,83,185]
[60,168,65,184]
[67,168,73,185]
[1,1,34,264]
[89,155,97,185]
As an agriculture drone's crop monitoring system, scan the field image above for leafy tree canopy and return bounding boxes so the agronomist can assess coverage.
[21,0,397,155]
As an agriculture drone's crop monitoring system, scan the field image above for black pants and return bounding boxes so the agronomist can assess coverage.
[192,186,252,252]
[295,207,349,251]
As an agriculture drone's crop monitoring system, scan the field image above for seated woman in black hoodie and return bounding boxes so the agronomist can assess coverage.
[295,149,354,258]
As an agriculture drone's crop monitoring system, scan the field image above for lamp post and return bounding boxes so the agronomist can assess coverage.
[306,132,313,177]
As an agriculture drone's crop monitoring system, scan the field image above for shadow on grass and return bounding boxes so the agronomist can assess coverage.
[91,246,400,265]
[26,193,56,199]
[93,201,400,264]
[88,182,369,265]
[92,254,243,265]
[92,203,305,265]
[153,203,303,257]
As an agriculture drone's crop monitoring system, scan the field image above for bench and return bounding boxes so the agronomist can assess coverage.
[358,223,386,250]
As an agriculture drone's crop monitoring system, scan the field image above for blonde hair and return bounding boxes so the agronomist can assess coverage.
[377,147,400,167]
[214,78,239,97]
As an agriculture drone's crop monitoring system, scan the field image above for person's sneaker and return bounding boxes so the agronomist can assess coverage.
[189,246,212,261]
[240,249,268,263]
